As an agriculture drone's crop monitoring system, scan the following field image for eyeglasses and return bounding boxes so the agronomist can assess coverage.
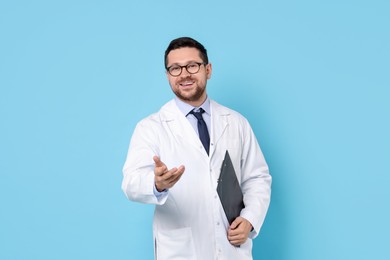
[166,62,206,77]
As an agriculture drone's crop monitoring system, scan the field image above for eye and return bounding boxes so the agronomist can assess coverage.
[169,66,181,73]
[187,63,198,69]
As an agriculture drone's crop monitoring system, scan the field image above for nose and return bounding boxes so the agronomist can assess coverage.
[180,67,191,78]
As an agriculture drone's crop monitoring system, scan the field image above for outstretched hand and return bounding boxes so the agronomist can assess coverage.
[153,156,185,192]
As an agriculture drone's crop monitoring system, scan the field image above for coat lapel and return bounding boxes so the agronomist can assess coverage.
[209,100,230,157]
[159,99,231,157]
[159,100,203,151]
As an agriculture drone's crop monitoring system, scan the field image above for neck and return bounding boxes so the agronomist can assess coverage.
[180,94,207,107]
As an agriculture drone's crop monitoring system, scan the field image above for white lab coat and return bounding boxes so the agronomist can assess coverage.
[122,99,271,260]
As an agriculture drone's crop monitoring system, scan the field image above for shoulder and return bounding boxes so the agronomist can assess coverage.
[211,99,250,125]
[135,99,177,128]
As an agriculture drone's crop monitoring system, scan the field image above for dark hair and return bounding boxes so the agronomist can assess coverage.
[164,37,208,68]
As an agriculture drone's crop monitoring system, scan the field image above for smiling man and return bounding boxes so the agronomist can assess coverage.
[122,37,272,260]
[165,46,210,106]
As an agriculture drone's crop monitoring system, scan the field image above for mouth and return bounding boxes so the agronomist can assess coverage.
[179,80,195,88]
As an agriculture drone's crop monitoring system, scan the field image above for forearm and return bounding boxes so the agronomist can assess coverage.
[122,162,168,205]
[240,170,272,238]
[239,122,272,237]
[122,126,167,205]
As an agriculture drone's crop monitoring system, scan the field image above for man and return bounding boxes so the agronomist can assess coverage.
[122,37,271,260]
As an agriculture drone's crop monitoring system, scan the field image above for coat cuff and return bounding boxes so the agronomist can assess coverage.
[240,210,259,239]
[153,183,169,204]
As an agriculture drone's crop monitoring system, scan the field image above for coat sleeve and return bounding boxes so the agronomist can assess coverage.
[239,118,272,239]
[121,117,168,205]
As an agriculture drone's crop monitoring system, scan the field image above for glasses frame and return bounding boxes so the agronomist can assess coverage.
[166,62,207,77]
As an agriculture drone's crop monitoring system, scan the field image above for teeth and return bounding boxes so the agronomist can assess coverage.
[181,81,193,86]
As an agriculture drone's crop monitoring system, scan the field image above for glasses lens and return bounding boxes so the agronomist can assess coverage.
[169,66,181,76]
[186,63,200,74]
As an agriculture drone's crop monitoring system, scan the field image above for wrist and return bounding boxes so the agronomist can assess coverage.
[155,183,166,192]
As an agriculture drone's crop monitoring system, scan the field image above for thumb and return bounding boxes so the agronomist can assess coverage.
[230,217,242,230]
[153,156,164,167]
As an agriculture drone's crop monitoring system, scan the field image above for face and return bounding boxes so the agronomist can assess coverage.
[166,47,212,107]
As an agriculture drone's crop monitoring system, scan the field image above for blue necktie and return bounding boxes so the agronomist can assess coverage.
[190,108,210,155]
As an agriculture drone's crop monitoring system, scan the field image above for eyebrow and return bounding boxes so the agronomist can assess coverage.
[167,60,203,67]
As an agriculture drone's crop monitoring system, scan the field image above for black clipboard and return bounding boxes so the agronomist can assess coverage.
[217,150,245,225]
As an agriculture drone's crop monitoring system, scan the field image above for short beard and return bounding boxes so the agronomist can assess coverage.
[173,85,205,103]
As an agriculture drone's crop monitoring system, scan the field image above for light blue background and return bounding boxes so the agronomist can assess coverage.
[1,1,389,259]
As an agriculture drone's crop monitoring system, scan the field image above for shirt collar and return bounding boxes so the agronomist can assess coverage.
[174,96,211,117]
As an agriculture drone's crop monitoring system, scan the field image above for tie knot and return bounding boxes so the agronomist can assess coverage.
[190,108,205,121]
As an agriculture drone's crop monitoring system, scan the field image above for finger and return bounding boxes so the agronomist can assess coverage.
[153,157,168,176]
[228,228,244,238]
[175,165,185,175]
[160,168,177,181]
[165,166,185,183]
[229,239,244,246]
[153,156,165,167]
[228,233,245,244]
[230,217,243,230]
[228,228,241,237]
[228,231,243,241]
[228,225,246,238]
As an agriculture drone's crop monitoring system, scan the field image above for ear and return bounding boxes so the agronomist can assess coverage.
[206,63,212,79]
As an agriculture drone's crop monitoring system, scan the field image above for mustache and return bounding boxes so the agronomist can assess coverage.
[178,76,193,83]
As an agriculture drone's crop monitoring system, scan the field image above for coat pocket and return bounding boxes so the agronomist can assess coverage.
[156,227,196,260]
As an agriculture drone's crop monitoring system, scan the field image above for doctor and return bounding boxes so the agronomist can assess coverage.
[122,37,271,260]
